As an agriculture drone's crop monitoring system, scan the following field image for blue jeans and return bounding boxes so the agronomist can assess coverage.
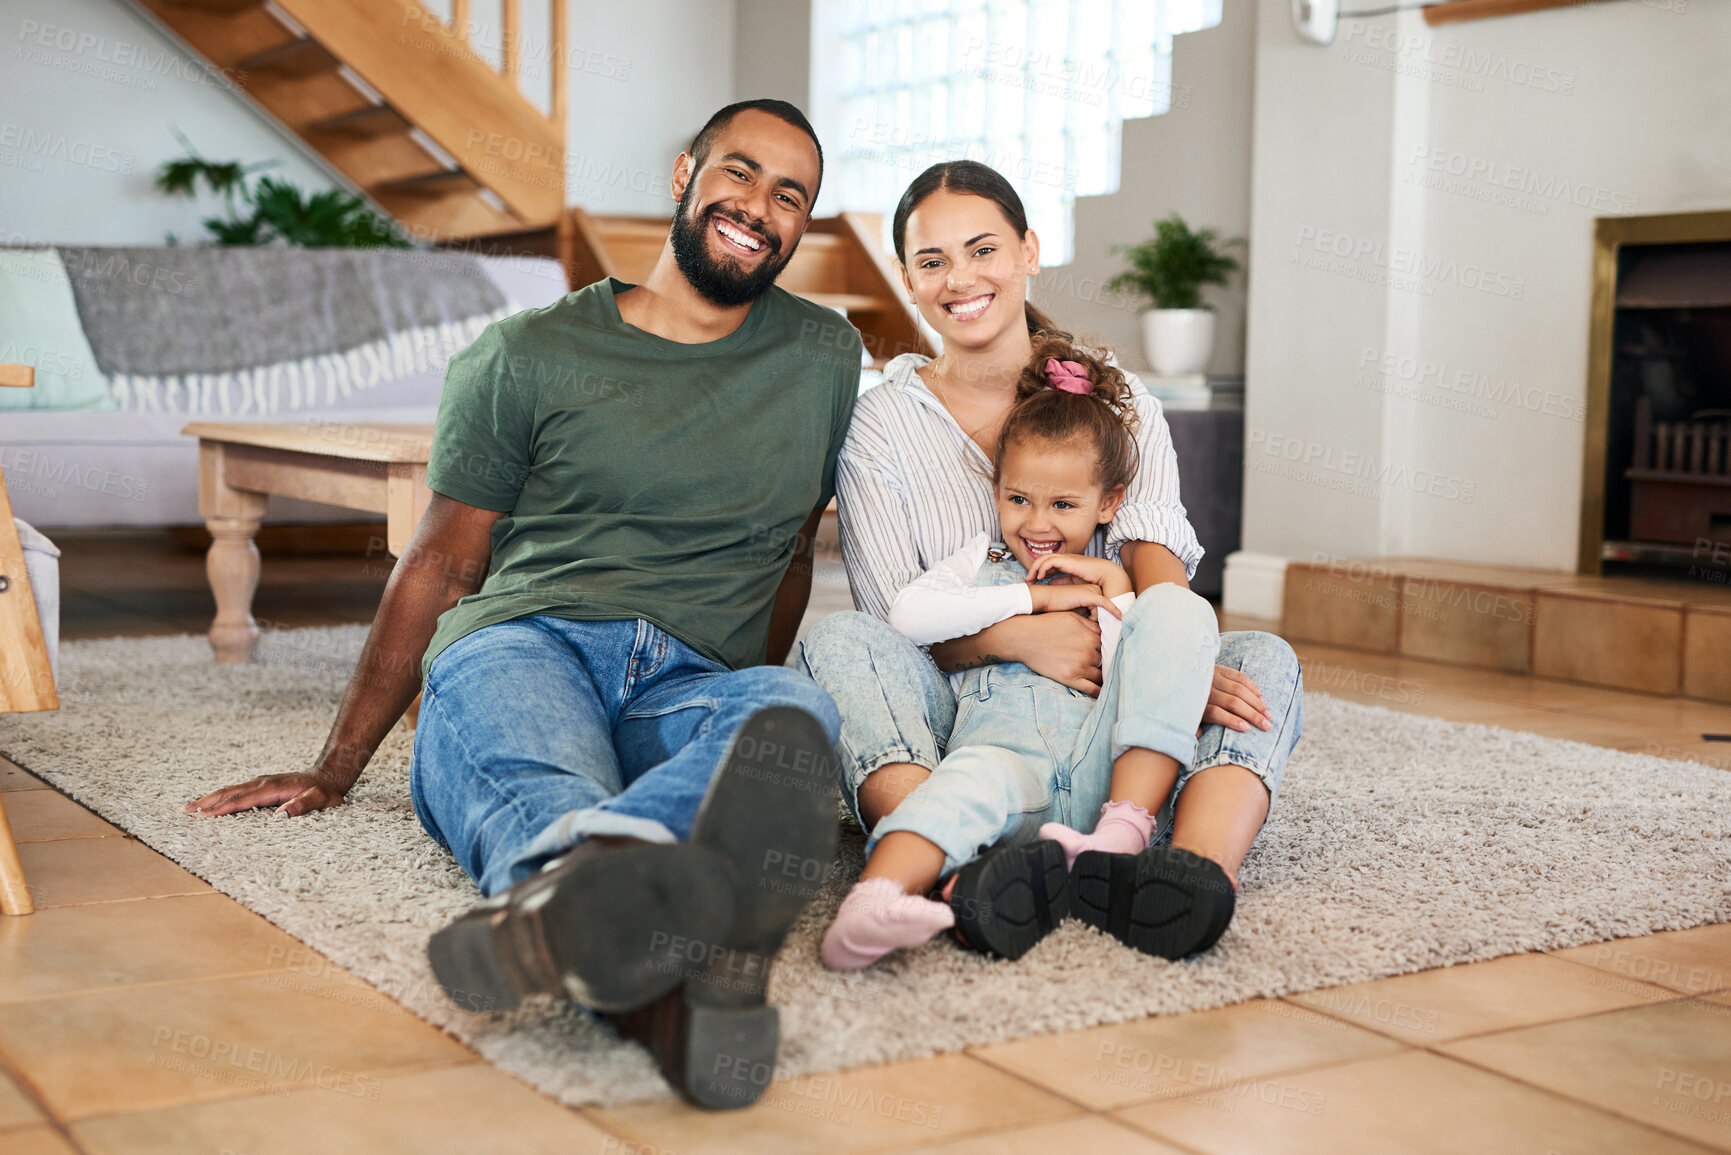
[796,603,1303,876]
[410,616,840,897]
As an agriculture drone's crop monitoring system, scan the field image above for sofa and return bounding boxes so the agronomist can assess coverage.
[0,247,570,531]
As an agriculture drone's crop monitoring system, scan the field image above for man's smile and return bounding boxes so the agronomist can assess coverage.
[714,214,767,255]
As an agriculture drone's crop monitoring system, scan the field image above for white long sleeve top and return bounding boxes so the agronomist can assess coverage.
[886,533,1137,693]
[837,353,1201,624]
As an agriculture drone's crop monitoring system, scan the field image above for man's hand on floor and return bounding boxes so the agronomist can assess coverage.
[184,771,349,817]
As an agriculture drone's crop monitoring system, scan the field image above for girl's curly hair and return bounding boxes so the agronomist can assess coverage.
[995,327,1140,494]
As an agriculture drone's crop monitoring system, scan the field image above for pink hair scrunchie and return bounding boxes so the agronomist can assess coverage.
[1045,358,1092,395]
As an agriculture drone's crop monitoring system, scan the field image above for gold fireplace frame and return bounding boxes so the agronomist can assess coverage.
[1577,209,1731,574]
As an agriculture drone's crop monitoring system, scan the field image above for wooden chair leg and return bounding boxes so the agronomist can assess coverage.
[0,362,47,913]
[0,795,34,915]
[0,467,59,715]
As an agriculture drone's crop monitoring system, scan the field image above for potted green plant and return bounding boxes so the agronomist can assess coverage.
[155,135,407,248]
[1107,213,1242,376]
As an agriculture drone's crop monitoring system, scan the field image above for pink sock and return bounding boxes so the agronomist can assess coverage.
[1040,801,1157,870]
[821,877,956,971]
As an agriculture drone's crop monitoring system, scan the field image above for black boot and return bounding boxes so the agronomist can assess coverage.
[609,984,781,1111]
[427,838,736,1015]
[616,706,842,1109]
[946,839,1072,961]
[1071,845,1236,959]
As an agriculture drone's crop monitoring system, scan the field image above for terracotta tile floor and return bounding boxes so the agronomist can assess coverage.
[0,530,1725,1153]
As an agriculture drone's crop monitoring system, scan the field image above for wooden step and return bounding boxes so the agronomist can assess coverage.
[129,0,562,238]
[162,0,263,12]
[373,170,482,198]
[374,188,520,241]
[270,0,563,226]
[1282,556,1731,701]
[802,293,886,314]
[238,37,339,78]
[304,104,411,140]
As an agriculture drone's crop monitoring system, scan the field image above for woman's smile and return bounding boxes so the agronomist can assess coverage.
[942,293,994,320]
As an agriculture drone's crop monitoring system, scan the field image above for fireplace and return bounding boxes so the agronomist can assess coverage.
[1579,210,1731,577]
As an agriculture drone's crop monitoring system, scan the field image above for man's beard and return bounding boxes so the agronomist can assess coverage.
[668,183,796,308]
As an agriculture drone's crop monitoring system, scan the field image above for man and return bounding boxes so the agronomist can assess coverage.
[186,99,863,1110]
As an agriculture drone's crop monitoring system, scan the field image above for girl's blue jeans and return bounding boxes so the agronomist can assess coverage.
[796,592,1304,878]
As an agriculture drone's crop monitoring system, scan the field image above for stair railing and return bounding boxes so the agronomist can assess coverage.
[442,0,568,143]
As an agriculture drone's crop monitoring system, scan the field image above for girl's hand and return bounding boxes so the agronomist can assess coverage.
[1029,582,1124,620]
[1026,553,1133,598]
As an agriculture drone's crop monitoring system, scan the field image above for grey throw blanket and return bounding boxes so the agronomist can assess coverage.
[54,246,513,415]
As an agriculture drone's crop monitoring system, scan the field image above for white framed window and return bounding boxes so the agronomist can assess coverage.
[810,0,1222,265]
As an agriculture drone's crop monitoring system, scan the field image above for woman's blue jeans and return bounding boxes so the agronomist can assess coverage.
[796,604,1304,877]
[410,615,840,897]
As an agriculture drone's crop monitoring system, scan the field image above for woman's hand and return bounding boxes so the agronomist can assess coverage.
[1025,553,1133,598]
[1028,581,1124,620]
[1201,666,1275,734]
[1004,610,1107,697]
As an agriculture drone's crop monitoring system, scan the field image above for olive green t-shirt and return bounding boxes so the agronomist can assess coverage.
[422,277,862,674]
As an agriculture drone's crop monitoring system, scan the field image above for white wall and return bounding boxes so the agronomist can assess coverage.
[734,0,809,111]
[1049,3,1257,374]
[0,0,739,243]
[0,0,342,245]
[1239,0,1731,574]
[562,1,737,216]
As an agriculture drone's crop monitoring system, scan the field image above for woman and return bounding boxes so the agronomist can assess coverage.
[796,160,1303,959]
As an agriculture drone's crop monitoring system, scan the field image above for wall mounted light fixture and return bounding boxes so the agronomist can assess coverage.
[1291,0,1339,44]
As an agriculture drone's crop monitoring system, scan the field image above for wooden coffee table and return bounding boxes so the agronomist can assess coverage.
[182,421,434,664]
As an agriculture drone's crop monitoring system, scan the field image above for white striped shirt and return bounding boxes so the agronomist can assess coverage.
[837,352,1204,622]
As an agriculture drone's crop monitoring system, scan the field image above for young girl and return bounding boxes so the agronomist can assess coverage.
[821,338,1230,970]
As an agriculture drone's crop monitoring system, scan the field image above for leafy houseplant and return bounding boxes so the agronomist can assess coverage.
[155,144,408,248]
[1107,213,1242,376]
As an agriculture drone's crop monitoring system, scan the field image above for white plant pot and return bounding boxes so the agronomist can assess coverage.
[1141,309,1216,376]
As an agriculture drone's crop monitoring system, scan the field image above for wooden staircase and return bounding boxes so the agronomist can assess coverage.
[128,0,566,241]
[562,209,932,366]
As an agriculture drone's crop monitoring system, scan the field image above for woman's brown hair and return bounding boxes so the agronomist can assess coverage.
[893,160,1135,491]
[996,330,1140,494]
[891,160,1059,338]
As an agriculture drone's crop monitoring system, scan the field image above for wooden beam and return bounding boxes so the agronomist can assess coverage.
[502,0,520,83]
[0,364,34,388]
[550,0,567,137]
[1424,0,1592,26]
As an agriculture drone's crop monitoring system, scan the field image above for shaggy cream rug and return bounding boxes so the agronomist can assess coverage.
[3,626,1728,1107]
